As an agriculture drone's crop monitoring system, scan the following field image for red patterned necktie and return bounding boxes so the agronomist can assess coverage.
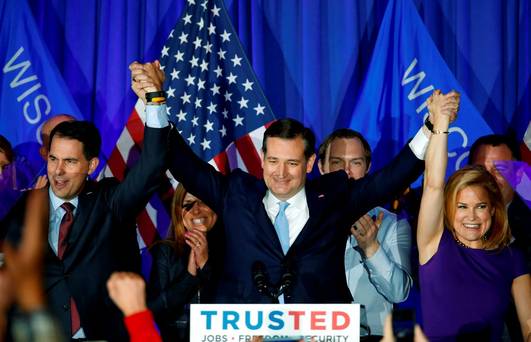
[58,202,74,259]
[58,202,81,335]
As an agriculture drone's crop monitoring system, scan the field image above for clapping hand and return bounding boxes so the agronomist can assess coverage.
[351,211,384,258]
[185,229,209,275]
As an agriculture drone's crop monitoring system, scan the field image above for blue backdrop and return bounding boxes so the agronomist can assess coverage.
[1,0,529,181]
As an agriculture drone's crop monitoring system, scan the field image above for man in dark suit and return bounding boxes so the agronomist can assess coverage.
[167,117,439,304]
[3,61,169,341]
[166,119,436,303]
[134,62,455,304]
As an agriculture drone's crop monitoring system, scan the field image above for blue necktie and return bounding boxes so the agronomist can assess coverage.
[274,201,290,254]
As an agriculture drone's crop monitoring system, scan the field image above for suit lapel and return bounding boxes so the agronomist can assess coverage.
[289,187,327,253]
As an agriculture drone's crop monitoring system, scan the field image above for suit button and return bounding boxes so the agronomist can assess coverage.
[63,304,70,311]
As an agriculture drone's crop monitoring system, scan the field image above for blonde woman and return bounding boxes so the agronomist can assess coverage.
[417,90,531,340]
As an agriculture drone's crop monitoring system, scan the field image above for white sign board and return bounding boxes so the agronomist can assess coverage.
[190,304,360,342]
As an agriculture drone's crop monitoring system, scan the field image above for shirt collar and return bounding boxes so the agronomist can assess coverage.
[265,186,307,210]
[49,187,79,211]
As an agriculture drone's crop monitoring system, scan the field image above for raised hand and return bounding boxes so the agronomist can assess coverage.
[427,90,460,129]
[129,60,165,104]
[445,90,460,122]
[106,272,147,316]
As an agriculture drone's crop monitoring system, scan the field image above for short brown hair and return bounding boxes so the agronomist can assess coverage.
[468,134,520,164]
[317,128,372,167]
[262,118,315,160]
[444,165,511,250]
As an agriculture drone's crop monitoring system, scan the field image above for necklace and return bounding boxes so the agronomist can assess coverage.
[453,235,470,248]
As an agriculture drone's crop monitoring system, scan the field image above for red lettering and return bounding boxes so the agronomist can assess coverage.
[332,311,350,329]
[310,311,326,330]
[287,311,305,329]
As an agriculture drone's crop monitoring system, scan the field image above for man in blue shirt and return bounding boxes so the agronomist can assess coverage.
[318,129,413,337]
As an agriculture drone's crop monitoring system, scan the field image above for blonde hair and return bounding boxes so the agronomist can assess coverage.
[444,165,511,250]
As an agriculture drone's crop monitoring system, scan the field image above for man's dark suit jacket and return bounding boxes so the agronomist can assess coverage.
[508,195,531,271]
[168,129,424,304]
[504,194,531,342]
[3,125,169,341]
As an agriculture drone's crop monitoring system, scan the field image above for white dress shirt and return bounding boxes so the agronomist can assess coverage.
[409,126,430,160]
[48,188,78,255]
[345,207,412,336]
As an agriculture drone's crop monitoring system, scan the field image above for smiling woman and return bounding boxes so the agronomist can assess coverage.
[416,90,531,341]
[444,168,510,250]
[147,183,224,342]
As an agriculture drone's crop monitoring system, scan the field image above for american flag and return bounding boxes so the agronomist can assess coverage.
[101,0,275,249]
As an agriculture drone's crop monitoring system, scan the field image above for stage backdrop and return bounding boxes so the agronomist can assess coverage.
[1,0,529,203]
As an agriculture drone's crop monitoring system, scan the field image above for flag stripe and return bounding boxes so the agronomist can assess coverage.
[235,134,262,178]
[106,148,127,182]
[213,151,230,175]
[125,109,145,146]
[137,209,158,246]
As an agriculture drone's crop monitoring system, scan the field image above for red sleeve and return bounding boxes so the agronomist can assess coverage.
[123,310,162,342]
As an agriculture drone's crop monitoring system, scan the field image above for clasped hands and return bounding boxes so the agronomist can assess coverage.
[185,229,209,276]
[427,89,460,131]
[129,60,165,104]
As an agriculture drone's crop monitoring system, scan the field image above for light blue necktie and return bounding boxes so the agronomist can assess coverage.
[274,201,290,254]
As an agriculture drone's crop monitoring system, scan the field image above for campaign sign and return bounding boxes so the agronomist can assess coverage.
[190,304,360,342]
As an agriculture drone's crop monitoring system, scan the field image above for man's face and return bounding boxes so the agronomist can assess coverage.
[47,136,98,200]
[471,144,514,204]
[262,136,315,201]
[319,137,370,180]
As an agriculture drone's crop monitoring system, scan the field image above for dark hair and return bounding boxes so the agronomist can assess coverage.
[317,128,372,166]
[262,118,315,159]
[49,121,101,160]
[468,134,520,164]
[0,135,14,163]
